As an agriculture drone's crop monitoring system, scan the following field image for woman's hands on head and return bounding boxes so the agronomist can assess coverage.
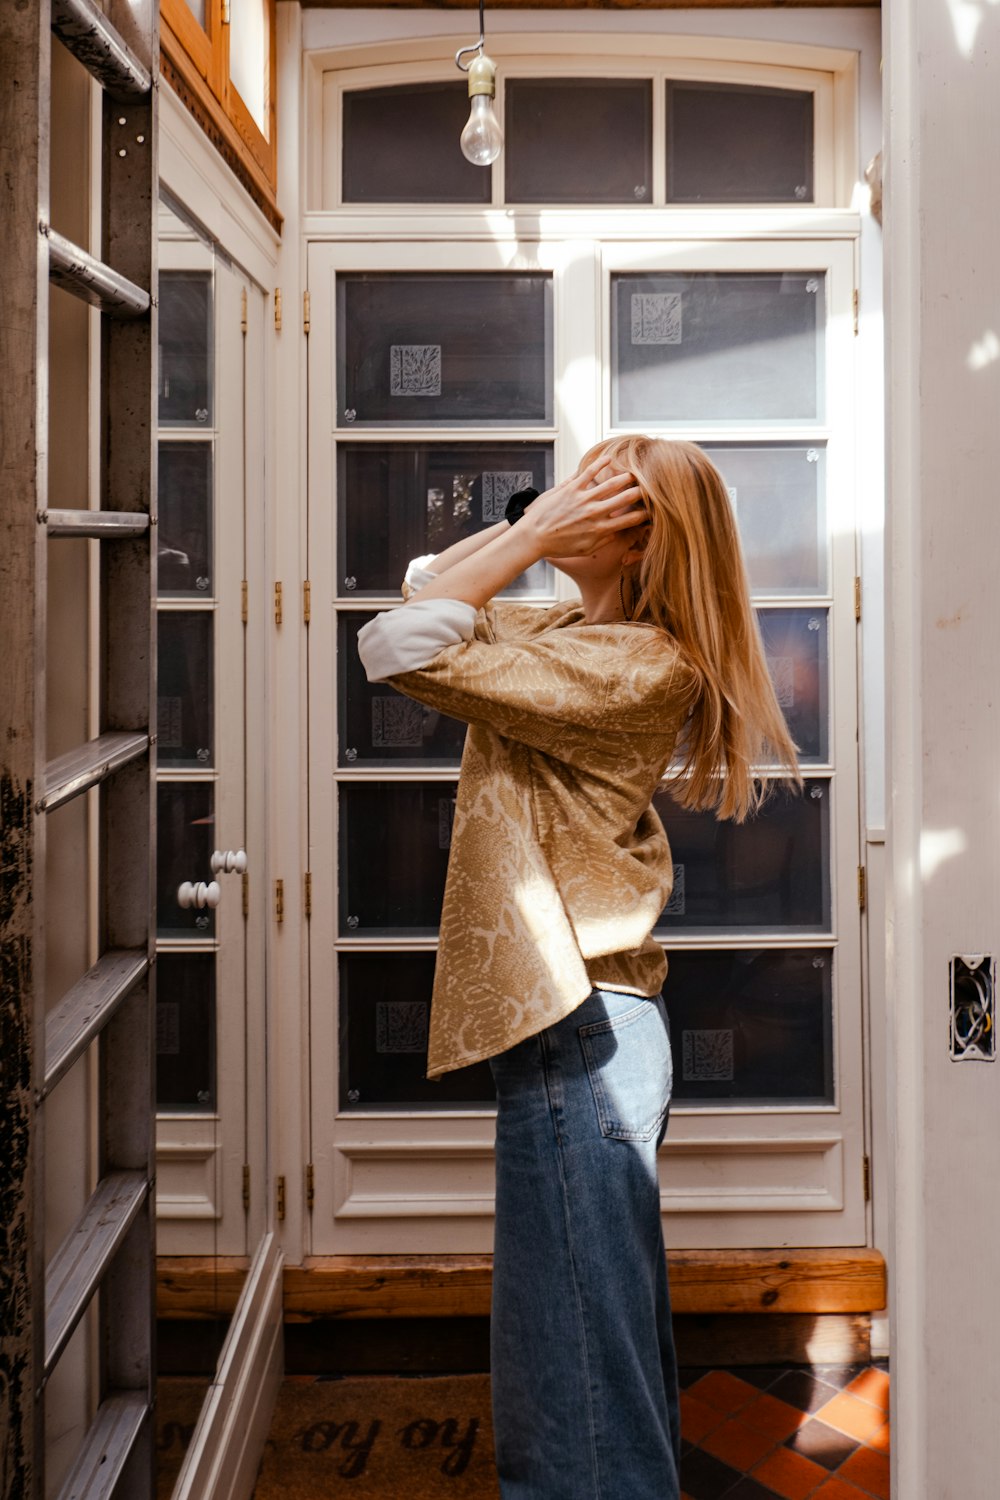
[521,456,648,560]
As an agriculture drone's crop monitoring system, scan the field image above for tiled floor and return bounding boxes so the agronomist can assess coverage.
[679,1363,890,1500]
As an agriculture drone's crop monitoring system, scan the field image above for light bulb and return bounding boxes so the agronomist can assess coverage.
[461,94,503,167]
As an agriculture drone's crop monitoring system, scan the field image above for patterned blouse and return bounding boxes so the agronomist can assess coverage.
[358,574,694,1078]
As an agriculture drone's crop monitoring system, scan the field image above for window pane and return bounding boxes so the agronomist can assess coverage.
[338,614,468,769]
[505,79,652,204]
[182,0,206,27]
[343,85,491,204]
[337,442,554,596]
[667,82,814,204]
[654,779,829,934]
[612,272,825,426]
[229,0,269,137]
[157,782,215,938]
[665,948,834,1104]
[159,272,213,427]
[759,607,828,763]
[339,782,452,936]
[158,442,213,596]
[339,953,495,1108]
[702,443,827,596]
[337,273,553,427]
[158,612,213,768]
[157,952,216,1111]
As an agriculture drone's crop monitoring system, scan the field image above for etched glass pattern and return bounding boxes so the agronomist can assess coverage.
[339,783,455,935]
[156,952,216,1111]
[612,272,825,425]
[337,442,554,596]
[158,442,213,596]
[343,84,492,204]
[338,614,469,769]
[653,779,830,933]
[702,443,827,596]
[157,782,215,938]
[505,79,653,204]
[667,82,814,204]
[665,948,834,1104]
[337,273,552,426]
[158,612,214,768]
[758,608,829,763]
[159,272,213,427]
[339,953,495,1108]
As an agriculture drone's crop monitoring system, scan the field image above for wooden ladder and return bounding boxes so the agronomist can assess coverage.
[1,1,159,1495]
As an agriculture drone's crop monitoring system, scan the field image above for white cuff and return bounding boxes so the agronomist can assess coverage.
[357,597,477,682]
[404,555,439,593]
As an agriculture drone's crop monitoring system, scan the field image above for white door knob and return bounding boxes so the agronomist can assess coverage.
[177,880,222,910]
[210,848,248,875]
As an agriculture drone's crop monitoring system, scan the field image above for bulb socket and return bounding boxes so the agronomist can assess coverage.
[467,52,497,98]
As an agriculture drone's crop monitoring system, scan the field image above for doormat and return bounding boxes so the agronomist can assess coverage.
[156,1377,211,1500]
[253,1374,500,1500]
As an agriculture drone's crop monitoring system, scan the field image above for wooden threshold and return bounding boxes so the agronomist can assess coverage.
[158,1249,886,1321]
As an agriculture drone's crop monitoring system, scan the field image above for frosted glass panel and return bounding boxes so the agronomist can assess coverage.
[612,272,825,425]
[339,953,495,1108]
[159,272,213,427]
[229,0,268,136]
[157,782,215,938]
[701,444,827,596]
[758,607,829,763]
[182,0,206,27]
[337,442,554,596]
[158,442,213,596]
[158,611,213,768]
[505,79,652,204]
[157,953,215,1111]
[337,273,553,427]
[339,613,468,769]
[343,85,491,204]
[654,778,830,934]
[339,783,453,936]
[665,948,834,1104]
[667,82,813,204]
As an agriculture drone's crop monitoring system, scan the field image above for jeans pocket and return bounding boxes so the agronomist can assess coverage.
[578,995,673,1142]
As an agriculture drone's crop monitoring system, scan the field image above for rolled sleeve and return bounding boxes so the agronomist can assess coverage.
[357,598,478,682]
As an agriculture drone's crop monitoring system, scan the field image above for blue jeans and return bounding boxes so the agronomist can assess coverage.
[489,988,680,1500]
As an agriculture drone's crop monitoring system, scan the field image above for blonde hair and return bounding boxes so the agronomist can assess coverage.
[580,436,802,822]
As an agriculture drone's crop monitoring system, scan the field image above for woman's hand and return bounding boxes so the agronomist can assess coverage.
[520,457,647,559]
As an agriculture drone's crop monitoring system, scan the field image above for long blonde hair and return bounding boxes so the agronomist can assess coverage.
[581,436,802,822]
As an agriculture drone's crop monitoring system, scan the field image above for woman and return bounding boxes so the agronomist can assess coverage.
[357,437,800,1500]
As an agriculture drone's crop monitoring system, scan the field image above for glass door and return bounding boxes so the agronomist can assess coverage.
[307,234,864,1252]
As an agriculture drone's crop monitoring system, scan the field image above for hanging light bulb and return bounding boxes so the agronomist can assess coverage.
[460,54,503,166]
[455,0,503,167]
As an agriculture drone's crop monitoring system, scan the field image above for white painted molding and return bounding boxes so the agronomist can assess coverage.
[170,1234,284,1500]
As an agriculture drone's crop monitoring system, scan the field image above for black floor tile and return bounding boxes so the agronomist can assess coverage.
[728,1365,786,1392]
[680,1447,746,1500]
[768,1368,841,1414]
[785,1416,860,1469]
[810,1362,867,1389]
[722,1479,784,1500]
[679,1366,714,1390]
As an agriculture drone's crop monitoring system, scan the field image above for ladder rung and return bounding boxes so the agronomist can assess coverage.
[43,949,148,1102]
[45,509,150,539]
[45,1171,149,1379]
[53,1392,149,1500]
[51,0,151,100]
[47,228,150,319]
[41,731,149,814]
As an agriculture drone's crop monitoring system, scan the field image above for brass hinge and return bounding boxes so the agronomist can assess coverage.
[304,870,312,919]
[274,581,283,626]
[240,286,247,334]
[276,1175,286,1221]
[304,579,311,625]
[274,287,282,333]
[854,576,862,622]
[863,1154,872,1202]
[275,878,284,924]
[242,1163,250,1213]
[222,0,231,22]
[853,287,859,336]
[303,290,311,336]
[858,865,867,911]
[241,579,248,625]
[242,871,249,919]
[306,1163,315,1213]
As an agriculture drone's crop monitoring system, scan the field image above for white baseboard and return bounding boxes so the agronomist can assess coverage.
[170,1233,284,1500]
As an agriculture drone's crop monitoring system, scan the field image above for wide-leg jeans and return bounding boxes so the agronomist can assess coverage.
[489,988,681,1500]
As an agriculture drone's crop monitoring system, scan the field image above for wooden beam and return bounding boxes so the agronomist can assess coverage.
[157,1256,251,1320]
[300,0,877,8]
